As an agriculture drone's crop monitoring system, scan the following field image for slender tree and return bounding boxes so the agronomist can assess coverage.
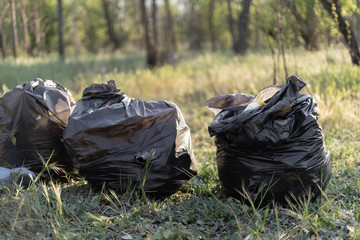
[102,0,119,50]
[164,0,176,50]
[208,0,216,51]
[237,0,252,54]
[226,0,236,52]
[10,0,19,58]
[151,0,158,46]
[162,0,177,65]
[357,1,360,42]
[0,3,9,59]
[285,0,318,50]
[58,0,65,59]
[227,0,252,54]
[33,0,41,56]
[21,0,32,55]
[320,0,360,65]
[188,0,202,50]
[140,0,157,66]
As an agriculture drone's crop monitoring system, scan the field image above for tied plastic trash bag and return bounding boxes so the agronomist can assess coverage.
[207,75,331,205]
[63,81,197,197]
[0,167,36,191]
[0,78,76,175]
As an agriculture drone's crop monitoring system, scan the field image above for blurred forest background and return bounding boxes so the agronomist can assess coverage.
[0,0,359,66]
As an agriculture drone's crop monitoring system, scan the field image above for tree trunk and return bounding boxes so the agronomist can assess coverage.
[303,1,318,50]
[0,29,5,60]
[161,0,177,66]
[226,0,237,52]
[151,0,158,46]
[164,0,176,50]
[285,0,318,51]
[0,4,9,60]
[21,0,32,56]
[140,0,157,66]
[188,0,201,50]
[320,0,360,65]
[208,0,216,51]
[58,0,65,59]
[34,1,41,56]
[356,1,360,43]
[10,0,18,58]
[102,0,119,50]
[236,0,252,55]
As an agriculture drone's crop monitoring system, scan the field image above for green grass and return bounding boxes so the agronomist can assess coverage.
[0,48,360,239]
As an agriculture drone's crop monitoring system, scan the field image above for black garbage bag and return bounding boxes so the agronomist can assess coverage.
[0,78,76,175]
[0,167,36,190]
[207,75,331,205]
[63,81,197,197]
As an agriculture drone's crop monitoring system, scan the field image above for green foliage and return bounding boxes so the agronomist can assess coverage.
[0,0,359,58]
[0,49,359,239]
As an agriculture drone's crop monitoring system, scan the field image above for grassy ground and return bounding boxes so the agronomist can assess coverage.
[0,49,359,239]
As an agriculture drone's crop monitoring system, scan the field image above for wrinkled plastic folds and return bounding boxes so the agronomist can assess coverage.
[64,81,197,196]
[207,75,331,205]
[0,167,36,190]
[0,78,75,174]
